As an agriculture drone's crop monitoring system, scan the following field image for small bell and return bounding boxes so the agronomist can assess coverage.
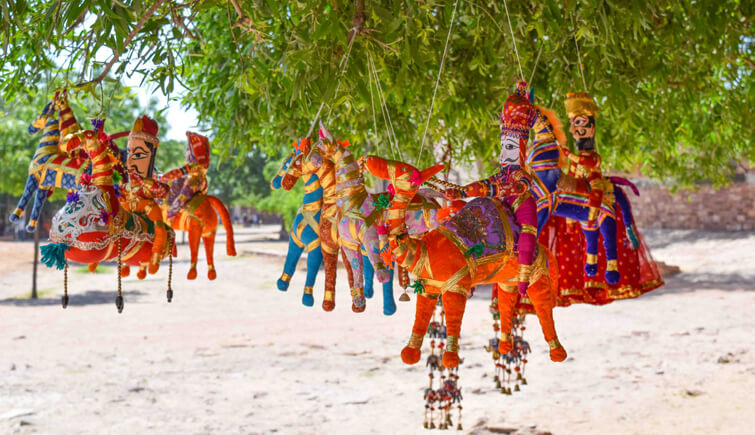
[521,378,527,385]
[399,291,411,302]
[61,294,69,309]
[514,384,520,392]
[115,295,124,313]
[166,289,173,303]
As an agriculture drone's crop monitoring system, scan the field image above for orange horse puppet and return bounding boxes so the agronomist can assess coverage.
[160,132,236,280]
[365,156,566,369]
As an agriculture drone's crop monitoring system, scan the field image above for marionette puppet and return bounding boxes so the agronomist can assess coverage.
[120,116,170,278]
[364,153,566,369]
[532,94,664,303]
[159,132,236,280]
[43,121,173,311]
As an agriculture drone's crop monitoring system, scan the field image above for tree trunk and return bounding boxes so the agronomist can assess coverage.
[31,225,39,299]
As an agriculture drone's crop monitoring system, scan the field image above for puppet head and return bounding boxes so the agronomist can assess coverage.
[500,81,537,167]
[564,92,599,151]
[127,115,160,178]
[314,121,338,158]
[185,132,211,169]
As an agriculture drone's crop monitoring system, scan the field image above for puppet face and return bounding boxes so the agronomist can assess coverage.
[499,133,521,166]
[127,137,156,178]
[569,115,596,151]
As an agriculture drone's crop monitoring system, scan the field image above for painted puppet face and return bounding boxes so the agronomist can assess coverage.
[499,133,521,166]
[127,137,156,178]
[569,115,596,151]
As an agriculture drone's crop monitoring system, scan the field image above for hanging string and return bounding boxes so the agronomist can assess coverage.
[368,51,403,160]
[367,51,379,141]
[306,26,358,138]
[574,32,588,92]
[416,0,461,165]
[502,0,524,80]
[528,42,544,86]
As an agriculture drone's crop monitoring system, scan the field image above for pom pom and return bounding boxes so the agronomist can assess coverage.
[91,118,105,133]
[66,191,80,204]
[387,183,395,195]
[376,224,390,235]
[373,194,392,210]
[80,173,92,187]
[112,170,123,185]
[409,169,422,186]
[409,279,425,294]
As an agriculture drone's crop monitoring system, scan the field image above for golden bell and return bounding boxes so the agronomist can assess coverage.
[399,292,411,302]
[514,384,520,392]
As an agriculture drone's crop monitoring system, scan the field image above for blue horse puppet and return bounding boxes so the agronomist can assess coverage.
[525,107,640,284]
[10,92,87,231]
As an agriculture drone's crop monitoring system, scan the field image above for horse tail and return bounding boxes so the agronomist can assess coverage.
[613,186,640,249]
[207,196,236,256]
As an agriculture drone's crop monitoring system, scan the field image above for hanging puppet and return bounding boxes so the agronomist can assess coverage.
[160,132,236,280]
[120,115,170,278]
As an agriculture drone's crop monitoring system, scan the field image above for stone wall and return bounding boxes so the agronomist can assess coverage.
[629,180,755,231]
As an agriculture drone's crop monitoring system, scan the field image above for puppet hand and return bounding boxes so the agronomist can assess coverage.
[444,188,464,200]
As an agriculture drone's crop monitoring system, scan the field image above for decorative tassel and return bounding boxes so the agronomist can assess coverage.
[464,243,484,259]
[40,243,70,270]
[66,191,80,204]
[409,279,425,295]
[373,194,392,210]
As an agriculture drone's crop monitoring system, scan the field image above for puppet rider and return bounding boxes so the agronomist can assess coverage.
[561,92,605,229]
[444,81,539,296]
[160,132,211,220]
[123,115,170,274]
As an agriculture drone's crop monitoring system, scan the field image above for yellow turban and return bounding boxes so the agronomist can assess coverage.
[564,92,599,118]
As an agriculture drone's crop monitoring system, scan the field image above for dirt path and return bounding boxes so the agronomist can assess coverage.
[0,227,752,434]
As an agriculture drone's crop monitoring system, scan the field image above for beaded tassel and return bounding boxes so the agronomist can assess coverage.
[422,299,462,430]
[61,264,69,309]
[115,237,124,313]
[166,233,174,303]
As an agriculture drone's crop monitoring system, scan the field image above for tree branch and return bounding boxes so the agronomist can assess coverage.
[228,0,264,39]
[347,0,366,44]
[75,0,167,87]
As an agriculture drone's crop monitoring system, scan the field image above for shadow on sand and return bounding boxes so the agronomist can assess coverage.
[0,290,146,307]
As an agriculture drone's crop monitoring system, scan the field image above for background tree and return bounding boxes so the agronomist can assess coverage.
[0,0,752,191]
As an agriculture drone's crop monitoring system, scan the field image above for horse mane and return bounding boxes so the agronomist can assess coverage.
[536,106,567,146]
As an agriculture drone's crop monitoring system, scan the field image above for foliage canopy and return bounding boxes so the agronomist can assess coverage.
[0,0,752,187]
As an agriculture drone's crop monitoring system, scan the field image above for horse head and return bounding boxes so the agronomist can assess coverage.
[28,99,57,135]
[280,137,313,190]
[364,156,444,197]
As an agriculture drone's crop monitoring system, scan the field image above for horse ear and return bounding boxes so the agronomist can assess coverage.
[365,156,389,179]
[419,164,446,184]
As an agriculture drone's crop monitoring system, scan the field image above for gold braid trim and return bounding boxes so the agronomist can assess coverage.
[499,284,517,294]
[408,333,424,350]
[606,259,618,272]
[511,191,532,212]
[518,264,534,283]
[280,272,292,283]
[446,336,459,353]
[586,253,598,264]
[521,224,537,236]
[548,338,562,350]
[303,286,314,295]
[323,290,335,302]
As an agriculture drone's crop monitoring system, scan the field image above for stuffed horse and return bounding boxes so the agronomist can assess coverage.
[365,156,566,369]
[527,106,639,284]
[10,91,85,231]
[282,138,401,314]
[160,132,236,280]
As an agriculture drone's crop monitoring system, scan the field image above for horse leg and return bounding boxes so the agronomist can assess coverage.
[202,230,217,280]
[362,226,395,315]
[580,224,600,277]
[278,233,304,291]
[362,249,375,299]
[187,222,201,280]
[319,219,338,308]
[10,175,37,223]
[526,278,567,362]
[342,244,366,313]
[442,291,467,369]
[26,187,50,232]
[401,291,438,364]
[599,217,621,284]
[496,284,519,354]
[303,245,322,308]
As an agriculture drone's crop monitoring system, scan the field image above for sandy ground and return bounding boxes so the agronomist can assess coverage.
[0,225,753,435]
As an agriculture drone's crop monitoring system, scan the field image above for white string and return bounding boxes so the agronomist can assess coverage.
[416,0,460,165]
[367,51,379,141]
[307,26,358,137]
[574,33,588,92]
[528,42,543,85]
[502,0,524,80]
[368,52,403,160]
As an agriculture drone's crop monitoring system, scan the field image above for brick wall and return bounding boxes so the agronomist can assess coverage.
[629,180,755,231]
